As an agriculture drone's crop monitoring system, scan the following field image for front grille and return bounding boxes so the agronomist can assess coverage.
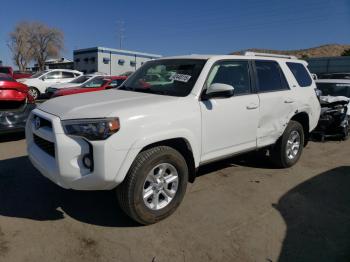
[33,134,55,157]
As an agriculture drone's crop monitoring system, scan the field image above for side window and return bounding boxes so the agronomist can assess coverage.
[44,71,62,79]
[255,61,289,92]
[286,62,312,87]
[206,60,251,95]
[62,72,75,79]
[109,79,124,87]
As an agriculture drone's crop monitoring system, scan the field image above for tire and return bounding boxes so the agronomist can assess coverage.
[117,146,188,225]
[271,120,305,168]
[28,87,40,100]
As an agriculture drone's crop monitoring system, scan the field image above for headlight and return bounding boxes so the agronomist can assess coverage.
[62,118,120,141]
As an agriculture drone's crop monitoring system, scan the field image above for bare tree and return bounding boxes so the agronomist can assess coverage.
[7,22,34,71]
[29,22,64,70]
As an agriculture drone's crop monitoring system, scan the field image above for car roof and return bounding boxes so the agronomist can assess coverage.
[157,54,303,63]
[316,79,350,84]
[49,69,82,73]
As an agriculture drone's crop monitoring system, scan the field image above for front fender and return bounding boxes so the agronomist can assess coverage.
[113,129,200,185]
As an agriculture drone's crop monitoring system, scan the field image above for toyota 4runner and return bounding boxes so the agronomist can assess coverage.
[26,53,321,224]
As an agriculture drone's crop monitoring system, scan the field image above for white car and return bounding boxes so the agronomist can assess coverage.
[18,69,82,99]
[26,53,321,224]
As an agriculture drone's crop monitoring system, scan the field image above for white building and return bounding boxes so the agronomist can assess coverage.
[73,47,162,75]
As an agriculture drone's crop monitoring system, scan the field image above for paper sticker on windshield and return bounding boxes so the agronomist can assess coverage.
[169,74,192,83]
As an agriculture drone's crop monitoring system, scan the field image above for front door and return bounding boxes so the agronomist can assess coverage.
[200,60,259,163]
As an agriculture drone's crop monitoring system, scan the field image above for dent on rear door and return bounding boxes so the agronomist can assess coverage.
[257,91,298,147]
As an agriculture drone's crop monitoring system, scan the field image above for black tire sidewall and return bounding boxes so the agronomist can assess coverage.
[29,87,39,99]
[132,148,188,223]
[280,121,304,167]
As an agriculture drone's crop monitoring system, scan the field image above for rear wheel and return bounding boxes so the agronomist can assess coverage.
[271,120,304,168]
[28,87,40,100]
[117,146,188,225]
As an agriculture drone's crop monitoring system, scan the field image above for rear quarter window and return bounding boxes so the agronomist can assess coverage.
[287,62,312,87]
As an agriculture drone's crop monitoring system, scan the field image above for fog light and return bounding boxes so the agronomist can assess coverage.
[83,154,93,170]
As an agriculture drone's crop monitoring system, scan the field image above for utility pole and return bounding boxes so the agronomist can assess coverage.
[117,20,125,49]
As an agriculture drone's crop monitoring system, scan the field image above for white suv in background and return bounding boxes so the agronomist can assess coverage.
[26,53,321,224]
[18,69,82,99]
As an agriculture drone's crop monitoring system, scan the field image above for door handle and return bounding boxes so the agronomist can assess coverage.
[284,98,295,104]
[246,103,259,110]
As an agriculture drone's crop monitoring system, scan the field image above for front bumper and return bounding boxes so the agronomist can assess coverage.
[26,109,130,190]
[0,103,36,134]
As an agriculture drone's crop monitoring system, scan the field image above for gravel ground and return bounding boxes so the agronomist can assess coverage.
[0,133,349,262]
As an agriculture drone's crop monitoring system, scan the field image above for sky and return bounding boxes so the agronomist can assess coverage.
[0,0,349,68]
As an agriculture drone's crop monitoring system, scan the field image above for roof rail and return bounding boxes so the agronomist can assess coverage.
[244,51,297,59]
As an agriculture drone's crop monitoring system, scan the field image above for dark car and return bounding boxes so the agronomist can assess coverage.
[318,73,350,80]
[0,73,36,134]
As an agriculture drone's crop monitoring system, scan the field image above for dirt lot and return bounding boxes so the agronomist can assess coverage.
[0,133,349,262]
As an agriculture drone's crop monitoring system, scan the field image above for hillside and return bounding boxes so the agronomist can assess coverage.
[231,44,350,58]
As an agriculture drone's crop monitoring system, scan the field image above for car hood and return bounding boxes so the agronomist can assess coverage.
[17,78,38,85]
[38,89,178,120]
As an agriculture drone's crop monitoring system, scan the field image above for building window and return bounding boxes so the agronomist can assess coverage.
[90,57,96,63]
[103,58,110,64]
[130,61,136,67]
[118,59,125,65]
[75,58,80,63]
[84,58,89,63]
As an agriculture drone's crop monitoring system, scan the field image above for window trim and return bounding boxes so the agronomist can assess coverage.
[200,59,256,100]
[253,60,290,93]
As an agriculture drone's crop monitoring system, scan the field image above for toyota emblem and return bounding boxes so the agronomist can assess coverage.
[34,117,41,130]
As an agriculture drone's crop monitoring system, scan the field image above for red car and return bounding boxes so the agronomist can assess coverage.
[0,66,32,79]
[52,76,127,98]
[0,73,36,134]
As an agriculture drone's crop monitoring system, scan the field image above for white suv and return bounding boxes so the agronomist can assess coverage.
[18,69,82,99]
[26,53,320,224]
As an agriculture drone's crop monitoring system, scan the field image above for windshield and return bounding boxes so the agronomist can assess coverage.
[70,75,91,84]
[0,75,15,82]
[317,82,350,97]
[81,77,108,88]
[31,71,48,78]
[0,68,10,74]
[119,59,206,97]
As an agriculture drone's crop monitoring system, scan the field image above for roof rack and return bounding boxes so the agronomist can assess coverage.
[244,51,297,59]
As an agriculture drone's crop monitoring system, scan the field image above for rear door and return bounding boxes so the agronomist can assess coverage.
[254,60,296,147]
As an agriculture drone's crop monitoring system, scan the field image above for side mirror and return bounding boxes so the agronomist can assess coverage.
[315,89,322,98]
[203,83,234,99]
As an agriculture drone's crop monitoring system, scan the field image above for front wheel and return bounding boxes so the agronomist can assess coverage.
[117,146,188,225]
[271,120,304,168]
[28,87,40,100]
